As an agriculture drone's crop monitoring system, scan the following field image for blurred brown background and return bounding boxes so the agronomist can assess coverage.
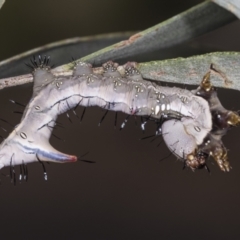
[1,1,240,239]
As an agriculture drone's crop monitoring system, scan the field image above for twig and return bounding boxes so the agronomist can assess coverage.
[1,52,240,90]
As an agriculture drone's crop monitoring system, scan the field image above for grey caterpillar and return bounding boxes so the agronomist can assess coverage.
[0,56,239,175]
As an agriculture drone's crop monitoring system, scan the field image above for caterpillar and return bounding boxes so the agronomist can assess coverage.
[0,55,239,181]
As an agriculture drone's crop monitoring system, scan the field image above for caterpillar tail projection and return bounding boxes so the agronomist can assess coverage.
[0,55,239,172]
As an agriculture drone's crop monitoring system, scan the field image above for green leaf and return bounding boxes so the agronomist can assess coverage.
[79,1,236,65]
[0,32,133,78]
[138,52,240,90]
[0,1,237,91]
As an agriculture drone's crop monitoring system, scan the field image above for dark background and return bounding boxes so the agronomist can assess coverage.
[1,0,240,239]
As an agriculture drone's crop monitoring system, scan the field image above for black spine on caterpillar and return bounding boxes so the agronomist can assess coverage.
[0,56,239,172]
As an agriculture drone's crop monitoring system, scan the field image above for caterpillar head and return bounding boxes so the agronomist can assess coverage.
[185,152,209,171]
[162,70,240,172]
[161,118,211,171]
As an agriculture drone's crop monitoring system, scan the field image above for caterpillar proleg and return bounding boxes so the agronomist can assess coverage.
[0,56,239,173]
